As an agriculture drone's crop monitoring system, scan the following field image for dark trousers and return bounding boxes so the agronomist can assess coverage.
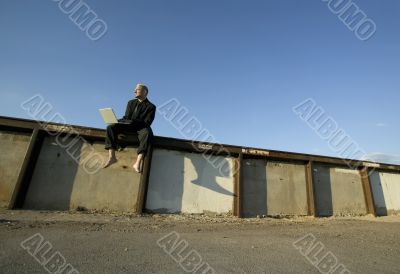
[105,123,153,155]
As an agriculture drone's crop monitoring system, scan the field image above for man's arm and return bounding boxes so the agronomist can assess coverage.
[122,101,134,120]
[143,105,156,127]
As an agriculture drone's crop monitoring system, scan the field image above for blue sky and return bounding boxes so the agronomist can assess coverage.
[1,0,399,163]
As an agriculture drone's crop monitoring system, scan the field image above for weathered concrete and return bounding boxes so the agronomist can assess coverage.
[1,118,399,218]
[23,136,141,212]
[313,165,367,216]
[146,149,234,214]
[242,159,308,217]
[370,171,400,215]
[267,161,308,216]
[0,131,31,207]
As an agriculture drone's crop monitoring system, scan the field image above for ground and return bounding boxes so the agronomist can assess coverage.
[0,209,399,274]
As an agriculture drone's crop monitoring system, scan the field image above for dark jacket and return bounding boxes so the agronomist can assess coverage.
[122,98,156,128]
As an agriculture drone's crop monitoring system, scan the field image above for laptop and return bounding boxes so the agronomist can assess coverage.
[99,108,132,125]
[99,108,118,124]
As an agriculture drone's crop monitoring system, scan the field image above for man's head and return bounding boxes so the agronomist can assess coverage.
[134,84,148,101]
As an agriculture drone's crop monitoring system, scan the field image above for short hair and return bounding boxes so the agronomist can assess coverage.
[137,84,148,95]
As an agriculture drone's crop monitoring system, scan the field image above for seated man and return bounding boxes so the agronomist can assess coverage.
[103,84,156,172]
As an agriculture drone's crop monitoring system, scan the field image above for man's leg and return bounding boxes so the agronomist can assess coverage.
[104,124,119,168]
[133,153,144,173]
[103,148,117,168]
[133,127,153,173]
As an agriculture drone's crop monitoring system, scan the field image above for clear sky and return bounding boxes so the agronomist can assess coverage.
[1,0,399,163]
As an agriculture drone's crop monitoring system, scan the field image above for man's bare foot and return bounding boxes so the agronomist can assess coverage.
[133,160,143,173]
[103,157,117,168]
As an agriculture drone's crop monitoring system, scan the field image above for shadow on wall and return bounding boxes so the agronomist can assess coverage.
[145,150,184,213]
[241,159,267,217]
[313,165,377,217]
[242,159,309,217]
[23,136,81,210]
[369,171,388,216]
[146,150,234,214]
[0,130,32,208]
[187,153,233,196]
[313,165,333,217]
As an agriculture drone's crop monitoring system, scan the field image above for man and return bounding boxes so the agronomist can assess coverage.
[103,84,156,173]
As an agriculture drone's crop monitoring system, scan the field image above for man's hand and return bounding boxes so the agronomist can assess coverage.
[118,118,132,124]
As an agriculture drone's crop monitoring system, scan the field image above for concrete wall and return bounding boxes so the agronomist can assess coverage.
[145,149,235,214]
[0,130,31,208]
[3,127,398,217]
[370,171,400,215]
[242,159,308,217]
[313,165,367,216]
[23,135,141,212]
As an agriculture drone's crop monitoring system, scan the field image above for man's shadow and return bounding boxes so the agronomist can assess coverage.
[145,150,233,214]
[187,153,233,196]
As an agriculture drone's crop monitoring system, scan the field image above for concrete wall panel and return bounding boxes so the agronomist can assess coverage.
[370,171,400,215]
[267,161,308,216]
[242,159,267,217]
[23,136,141,212]
[0,131,31,207]
[242,159,308,217]
[313,165,367,216]
[146,149,234,214]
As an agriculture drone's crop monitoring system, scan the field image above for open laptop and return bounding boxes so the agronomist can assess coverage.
[99,108,118,124]
[99,108,132,125]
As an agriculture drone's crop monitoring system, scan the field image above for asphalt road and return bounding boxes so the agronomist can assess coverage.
[0,210,399,274]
